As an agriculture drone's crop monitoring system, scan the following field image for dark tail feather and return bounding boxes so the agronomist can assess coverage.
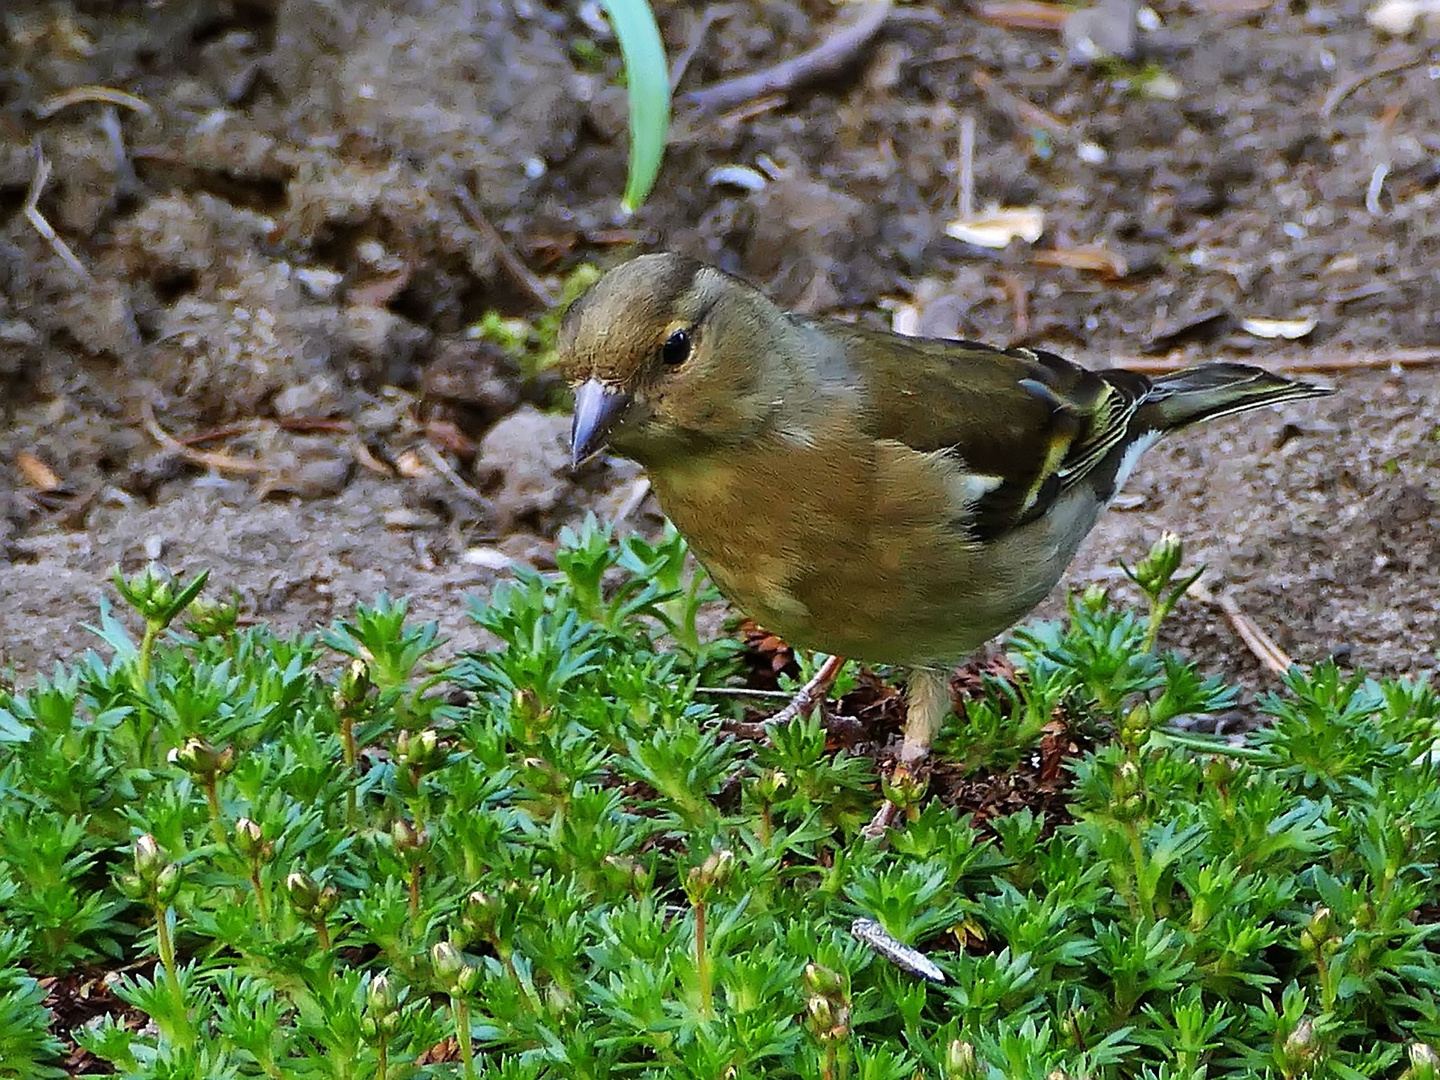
[1142,362,1334,429]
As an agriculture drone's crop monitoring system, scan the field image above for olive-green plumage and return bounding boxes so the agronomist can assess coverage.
[558,253,1333,791]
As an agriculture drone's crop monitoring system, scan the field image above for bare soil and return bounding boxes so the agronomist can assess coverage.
[2,0,1437,689]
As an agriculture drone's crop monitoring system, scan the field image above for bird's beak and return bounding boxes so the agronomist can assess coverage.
[570,379,632,468]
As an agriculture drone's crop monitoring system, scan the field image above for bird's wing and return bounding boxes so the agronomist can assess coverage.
[823,322,1153,540]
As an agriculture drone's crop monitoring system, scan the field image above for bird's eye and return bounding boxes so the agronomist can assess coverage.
[661,329,691,366]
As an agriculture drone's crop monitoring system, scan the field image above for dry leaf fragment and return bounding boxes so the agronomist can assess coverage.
[944,207,1045,248]
[1034,244,1129,278]
[393,449,430,479]
[976,0,1071,29]
[1240,317,1318,340]
[16,451,62,492]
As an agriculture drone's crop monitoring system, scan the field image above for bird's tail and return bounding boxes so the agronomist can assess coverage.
[1142,362,1333,429]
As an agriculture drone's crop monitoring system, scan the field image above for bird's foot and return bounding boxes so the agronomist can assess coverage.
[861,758,930,843]
[725,654,848,741]
[769,653,847,727]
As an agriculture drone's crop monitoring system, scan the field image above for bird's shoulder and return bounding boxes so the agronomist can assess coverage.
[810,319,1153,539]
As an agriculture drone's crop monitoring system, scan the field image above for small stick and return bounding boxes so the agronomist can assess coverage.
[141,400,266,475]
[613,477,652,524]
[1116,350,1440,375]
[22,143,90,280]
[1321,51,1427,119]
[1191,582,1293,677]
[416,442,489,510]
[670,8,724,91]
[1365,162,1389,216]
[695,686,796,700]
[957,112,976,222]
[999,271,1030,340]
[350,438,394,477]
[35,85,153,118]
[684,0,893,112]
[971,70,1069,138]
[455,187,556,308]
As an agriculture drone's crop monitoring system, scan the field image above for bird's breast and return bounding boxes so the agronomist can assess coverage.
[643,436,1092,666]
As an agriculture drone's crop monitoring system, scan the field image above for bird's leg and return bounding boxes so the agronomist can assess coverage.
[768,653,847,726]
[898,667,952,766]
[862,667,952,840]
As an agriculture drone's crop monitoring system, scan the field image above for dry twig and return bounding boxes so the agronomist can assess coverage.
[140,400,266,475]
[416,442,489,510]
[670,8,726,91]
[971,70,1069,137]
[684,0,893,112]
[23,143,90,280]
[957,112,976,222]
[1117,349,1440,376]
[455,187,556,308]
[1321,51,1428,120]
[1191,582,1293,677]
[35,85,152,118]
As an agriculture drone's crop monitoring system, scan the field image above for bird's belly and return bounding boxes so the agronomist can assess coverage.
[649,453,1103,668]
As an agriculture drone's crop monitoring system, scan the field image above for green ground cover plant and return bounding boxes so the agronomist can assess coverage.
[2,524,1440,1078]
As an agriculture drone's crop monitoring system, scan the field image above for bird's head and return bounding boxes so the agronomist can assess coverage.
[556,253,793,468]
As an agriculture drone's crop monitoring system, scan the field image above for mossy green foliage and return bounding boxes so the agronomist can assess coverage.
[470,264,602,382]
[2,524,1440,1078]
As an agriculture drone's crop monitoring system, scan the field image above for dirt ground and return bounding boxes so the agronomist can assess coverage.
[1,0,1437,689]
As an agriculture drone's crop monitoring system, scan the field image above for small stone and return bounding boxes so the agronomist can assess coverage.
[272,375,343,418]
[293,267,344,301]
[383,506,440,530]
[473,406,574,532]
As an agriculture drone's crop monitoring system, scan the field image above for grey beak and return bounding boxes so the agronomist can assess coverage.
[570,379,632,468]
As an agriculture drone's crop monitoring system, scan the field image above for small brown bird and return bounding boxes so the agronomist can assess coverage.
[558,253,1332,832]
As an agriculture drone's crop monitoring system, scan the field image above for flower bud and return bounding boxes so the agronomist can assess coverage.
[367,972,398,1017]
[154,863,182,904]
[801,963,846,999]
[756,769,789,801]
[185,595,240,637]
[1131,532,1184,598]
[134,834,165,881]
[233,817,266,860]
[1078,583,1109,614]
[1300,906,1333,956]
[944,1039,979,1080]
[431,941,477,995]
[804,995,850,1042]
[334,658,372,713]
[881,763,927,811]
[1409,1043,1440,1080]
[1119,703,1153,750]
[286,871,320,915]
[172,737,226,779]
[397,728,444,772]
[1109,759,1148,820]
[1282,1018,1317,1071]
[391,818,428,863]
[431,941,463,984]
[316,884,340,917]
[699,849,734,890]
[1352,901,1375,930]
[462,890,501,938]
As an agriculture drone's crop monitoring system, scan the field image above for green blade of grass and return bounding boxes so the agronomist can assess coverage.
[600,0,670,213]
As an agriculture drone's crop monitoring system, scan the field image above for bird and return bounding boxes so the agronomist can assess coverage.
[556,252,1333,834]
